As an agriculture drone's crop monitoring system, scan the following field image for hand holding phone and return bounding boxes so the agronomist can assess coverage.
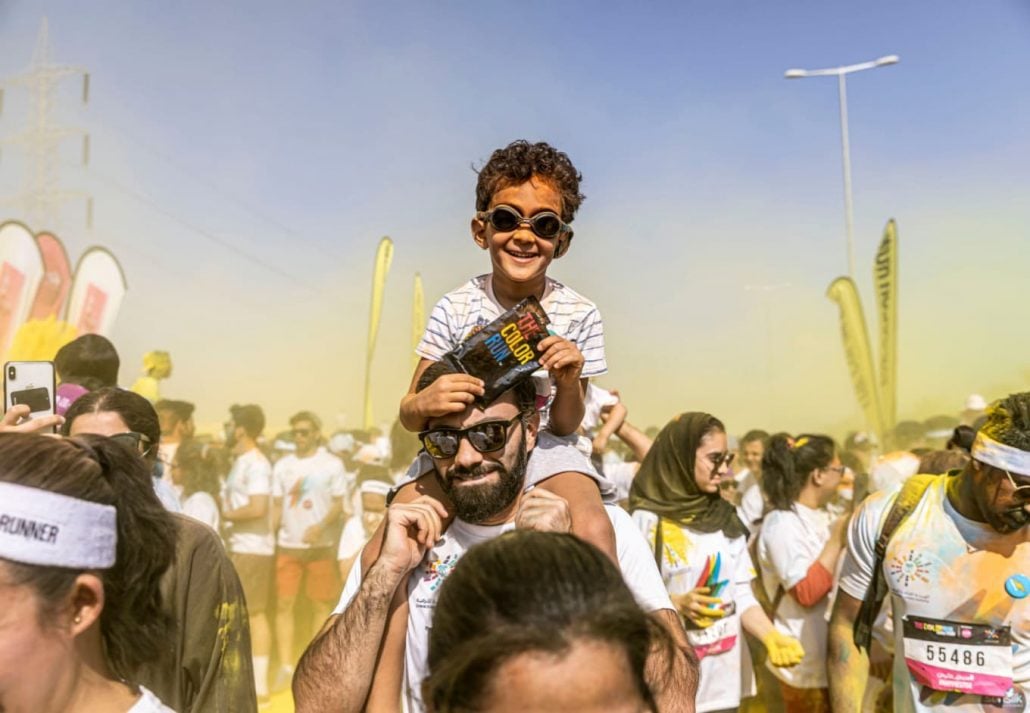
[4,361,59,434]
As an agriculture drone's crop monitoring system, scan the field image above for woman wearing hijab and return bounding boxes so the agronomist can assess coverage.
[630,412,804,713]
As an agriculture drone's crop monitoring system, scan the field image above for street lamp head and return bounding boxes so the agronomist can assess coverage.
[874,55,900,67]
[784,68,807,79]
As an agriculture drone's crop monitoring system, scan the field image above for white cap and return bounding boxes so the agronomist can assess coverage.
[965,394,987,411]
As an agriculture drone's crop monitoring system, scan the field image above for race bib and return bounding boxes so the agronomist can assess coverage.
[686,614,738,659]
[902,615,1013,699]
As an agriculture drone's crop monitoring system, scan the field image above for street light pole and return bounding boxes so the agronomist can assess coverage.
[785,55,899,278]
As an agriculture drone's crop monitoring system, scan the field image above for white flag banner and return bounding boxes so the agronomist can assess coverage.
[0,221,46,357]
[64,246,127,337]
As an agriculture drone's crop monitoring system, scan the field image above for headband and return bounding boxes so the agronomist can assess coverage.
[972,432,1030,476]
[0,482,117,569]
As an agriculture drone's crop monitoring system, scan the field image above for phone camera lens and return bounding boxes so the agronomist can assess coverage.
[6,366,14,380]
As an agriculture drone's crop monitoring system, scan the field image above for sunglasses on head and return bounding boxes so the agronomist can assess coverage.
[419,414,523,459]
[109,431,153,455]
[477,205,571,240]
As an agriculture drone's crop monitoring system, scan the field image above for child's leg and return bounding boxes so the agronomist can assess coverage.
[536,472,617,564]
[359,473,455,577]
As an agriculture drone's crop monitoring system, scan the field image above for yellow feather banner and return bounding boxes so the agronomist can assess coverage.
[363,237,394,429]
[873,219,898,432]
[827,277,886,441]
[411,272,424,370]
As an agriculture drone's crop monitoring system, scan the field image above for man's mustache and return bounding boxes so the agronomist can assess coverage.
[448,463,502,481]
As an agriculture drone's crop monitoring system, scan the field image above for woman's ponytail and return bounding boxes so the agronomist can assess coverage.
[761,433,837,511]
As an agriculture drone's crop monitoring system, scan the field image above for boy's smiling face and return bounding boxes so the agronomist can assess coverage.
[472,176,564,289]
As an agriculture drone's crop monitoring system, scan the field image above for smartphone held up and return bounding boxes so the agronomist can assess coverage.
[3,361,58,433]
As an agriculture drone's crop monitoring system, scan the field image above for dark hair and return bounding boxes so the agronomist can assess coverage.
[740,429,770,447]
[63,388,162,465]
[475,141,585,224]
[761,433,837,511]
[289,410,322,431]
[54,334,120,389]
[0,433,174,679]
[947,425,976,453]
[423,531,661,712]
[417,361,537,415]
[980,392,1030,452]
[918,449,970,475]
[154,399,195,428]
[175,441,220,499]
[230,404,265,439]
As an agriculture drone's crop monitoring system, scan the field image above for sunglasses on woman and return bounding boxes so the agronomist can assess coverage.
[476,205,571,240]
[419,414,523,459]
[109,431,153,456]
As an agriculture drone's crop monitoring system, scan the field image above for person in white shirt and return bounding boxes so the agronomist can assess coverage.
[337,479,391,581]
[171,441,220,532]
[271,411,349,688]
[155,399,195,489]
[293,367,699,713]
[631,414,803,713]
[734,429,770,531]
[0,433,178,713]
[757,433,850,713]
[221,403,275,702]
[830,392,1030,713]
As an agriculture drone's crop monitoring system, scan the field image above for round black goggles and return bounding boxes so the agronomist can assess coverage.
[477,205,571,240]
[419,414,523,459]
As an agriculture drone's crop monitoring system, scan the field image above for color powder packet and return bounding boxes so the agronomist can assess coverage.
[442,296,550,407]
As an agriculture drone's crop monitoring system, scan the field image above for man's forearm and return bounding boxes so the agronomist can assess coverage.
[648,608,699,713]
[293,563,401,712]
[828,610,869,713]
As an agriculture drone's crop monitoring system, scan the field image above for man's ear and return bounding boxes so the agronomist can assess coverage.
[67,573,105,636]
[472,216,488,250]
[524,410,541,451]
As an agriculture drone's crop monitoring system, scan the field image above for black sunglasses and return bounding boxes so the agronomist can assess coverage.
[109,431,153,455]
[477,205,571,240]
[419,414,523,459]
[708,451,736,469]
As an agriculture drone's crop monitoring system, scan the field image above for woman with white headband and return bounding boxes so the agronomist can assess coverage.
[0,433,176,712]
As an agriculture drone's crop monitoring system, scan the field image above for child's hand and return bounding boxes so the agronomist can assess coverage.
[411,374,485,421]
[537,335,584,386]
[672,586,725,628]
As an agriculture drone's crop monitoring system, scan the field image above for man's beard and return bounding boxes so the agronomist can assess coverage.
[437,431,528,524]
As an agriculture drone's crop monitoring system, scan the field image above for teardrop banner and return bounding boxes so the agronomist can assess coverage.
[363,236,394,429]
[0,221,46,359]
[64,246,128,337]
[827,276,886,442]
[29,231,73,320]
[412,272,425,370]
[873,219,898,433]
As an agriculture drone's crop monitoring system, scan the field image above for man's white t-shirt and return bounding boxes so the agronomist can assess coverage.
[838,476,1029,713]
[181,491,220,532]
[633,510,759,713]
[416,274,607,425]
[273,447,350,549]
[334,505,672,713]
[221,448,274,556]
[757,502,834,688]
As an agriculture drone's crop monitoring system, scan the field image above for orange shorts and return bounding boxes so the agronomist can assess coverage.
[276,547,339,603]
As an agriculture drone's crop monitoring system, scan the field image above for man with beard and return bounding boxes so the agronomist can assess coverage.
[293,362,698,713]
[828,392,1030,713]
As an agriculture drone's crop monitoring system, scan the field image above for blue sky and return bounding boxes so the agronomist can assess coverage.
[1,1,1027,434]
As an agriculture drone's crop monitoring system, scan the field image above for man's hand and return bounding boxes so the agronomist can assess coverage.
[1,405,63,434]
[377,496,448,579]
[671,586,725,628]
[407,374,485,423]
[537,335,584,387]
[514,488,572,533]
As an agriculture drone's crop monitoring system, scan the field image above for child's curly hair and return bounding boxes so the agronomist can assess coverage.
[475,140,585,223]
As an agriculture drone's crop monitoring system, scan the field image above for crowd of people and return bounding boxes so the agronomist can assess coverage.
[1,140,1026,713]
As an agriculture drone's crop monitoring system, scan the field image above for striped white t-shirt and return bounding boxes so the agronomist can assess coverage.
[416,273,608,388]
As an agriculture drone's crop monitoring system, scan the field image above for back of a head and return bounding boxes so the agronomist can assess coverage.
[761,433,836,511]
[979,392,1030,452]
[917,449,970,475]
[231,403,266,439]
[475,140,585,224]
[0,433,174,679]
[155,399,195,431]
[424,530,656,712]
[63,388,162,463]
[54,334,120,389]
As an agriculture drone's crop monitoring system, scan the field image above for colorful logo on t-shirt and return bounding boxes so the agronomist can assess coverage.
[287,476,309,509]
[695,552,730,602]
[890,549,933,589]
[422,554,459,592]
